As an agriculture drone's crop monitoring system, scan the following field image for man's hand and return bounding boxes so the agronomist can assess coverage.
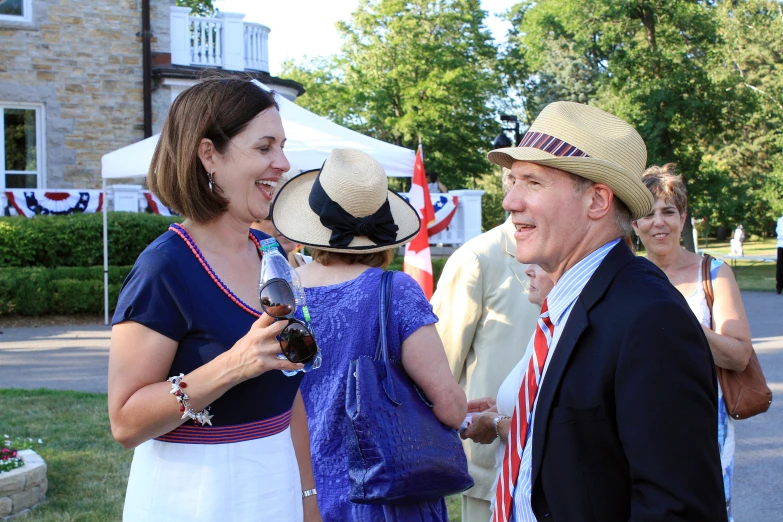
[467,396,497,413]
[460,411,498,444]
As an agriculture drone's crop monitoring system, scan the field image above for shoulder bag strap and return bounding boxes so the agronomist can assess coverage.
[701,254,715,330]
[375,270,397,401]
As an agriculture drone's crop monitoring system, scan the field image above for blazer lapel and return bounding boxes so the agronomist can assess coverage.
[530,242,636,484]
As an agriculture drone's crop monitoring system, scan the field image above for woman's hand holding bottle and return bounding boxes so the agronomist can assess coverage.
[221,313,304,383]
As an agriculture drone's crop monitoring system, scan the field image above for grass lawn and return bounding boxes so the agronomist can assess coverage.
[1,389,131,521]
[698,238,778,292]
[698,237,777,257]
[1,388,464,521]
[636,237,778,292]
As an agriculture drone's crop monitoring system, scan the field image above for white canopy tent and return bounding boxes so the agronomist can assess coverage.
[100,80,416,323]
[100,80,416,179]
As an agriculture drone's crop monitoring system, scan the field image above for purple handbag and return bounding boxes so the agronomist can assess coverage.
[345,270,474,504]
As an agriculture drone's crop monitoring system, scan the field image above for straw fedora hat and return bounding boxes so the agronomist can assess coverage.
[487,101,653,219]
[271,149,421,253]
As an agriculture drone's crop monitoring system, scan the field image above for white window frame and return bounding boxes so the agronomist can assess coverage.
[0,0,32,23]
[0,103,46,190]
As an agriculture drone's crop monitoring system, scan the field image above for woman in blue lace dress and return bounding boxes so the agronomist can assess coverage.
[633,164,753,522]
[271,149,467,521]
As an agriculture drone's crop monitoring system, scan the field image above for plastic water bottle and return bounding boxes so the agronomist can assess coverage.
[257,238,321,375]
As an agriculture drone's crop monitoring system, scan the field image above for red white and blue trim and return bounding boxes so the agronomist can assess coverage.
[168,223,263,318]
[155,409,293,444]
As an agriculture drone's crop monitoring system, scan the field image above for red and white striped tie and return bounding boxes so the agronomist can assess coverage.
[493,299,555,522]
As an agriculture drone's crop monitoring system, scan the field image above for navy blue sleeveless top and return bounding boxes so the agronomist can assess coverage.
[112,225,303,436]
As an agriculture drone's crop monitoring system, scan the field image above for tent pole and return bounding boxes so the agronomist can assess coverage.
[103,179,109,325]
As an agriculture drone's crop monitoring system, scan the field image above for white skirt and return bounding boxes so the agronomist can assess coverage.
[123,428,303,522]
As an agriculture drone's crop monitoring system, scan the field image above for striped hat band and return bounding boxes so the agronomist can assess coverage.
[518,131,589,158]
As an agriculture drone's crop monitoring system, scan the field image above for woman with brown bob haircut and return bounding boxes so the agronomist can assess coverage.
[108,75,321,522]
[271,148,467,521]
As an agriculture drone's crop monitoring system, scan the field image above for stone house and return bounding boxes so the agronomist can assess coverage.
[0,0,303,192]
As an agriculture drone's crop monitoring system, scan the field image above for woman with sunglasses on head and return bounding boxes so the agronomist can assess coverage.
[271,148,467,521]
[108,76,321,522]
[632,163,752,522]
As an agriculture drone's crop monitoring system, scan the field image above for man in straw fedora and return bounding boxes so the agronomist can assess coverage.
[481,102,727,522]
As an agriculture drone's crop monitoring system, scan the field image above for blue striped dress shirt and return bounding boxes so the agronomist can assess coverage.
[509,238,620,522]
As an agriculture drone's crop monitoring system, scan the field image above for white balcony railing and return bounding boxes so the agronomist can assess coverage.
[188,15,223,67]
[170,6,270,73]
[244,23,270,72]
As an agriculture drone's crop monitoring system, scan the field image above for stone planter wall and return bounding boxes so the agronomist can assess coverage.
[0,450,47,520]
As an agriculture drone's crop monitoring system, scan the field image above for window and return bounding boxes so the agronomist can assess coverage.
[1,105,44,189]
[0,0,32,23]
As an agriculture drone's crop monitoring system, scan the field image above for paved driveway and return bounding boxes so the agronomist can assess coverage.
[0,324,110,393]
[730,292,783,521]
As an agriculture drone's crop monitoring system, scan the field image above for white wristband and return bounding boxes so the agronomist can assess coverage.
[302,488,317,498]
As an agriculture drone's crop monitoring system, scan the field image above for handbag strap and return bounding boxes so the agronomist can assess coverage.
[375,270,397,401]
[701,254,715,330]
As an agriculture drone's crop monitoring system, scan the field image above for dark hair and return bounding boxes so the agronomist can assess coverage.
[428,171,439,183]
[148,74,279,223]
[309,248,396,269]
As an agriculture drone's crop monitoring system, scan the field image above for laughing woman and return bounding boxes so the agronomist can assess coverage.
[108,77,320,522]
[633,164,752,521]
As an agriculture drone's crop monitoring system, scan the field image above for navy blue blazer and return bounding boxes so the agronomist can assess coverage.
[528,242,727,521]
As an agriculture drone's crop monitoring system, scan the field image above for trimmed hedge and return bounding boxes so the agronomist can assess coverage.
[0,266,132,316]
[0,212,181,268]
[388,257,448,289]
[0,211,452,316]
[0,259,450,317]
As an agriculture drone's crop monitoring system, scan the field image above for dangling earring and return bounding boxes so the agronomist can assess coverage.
[208,171,214,192]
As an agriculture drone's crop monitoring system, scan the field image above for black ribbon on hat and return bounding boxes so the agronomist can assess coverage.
[309,173,399,247]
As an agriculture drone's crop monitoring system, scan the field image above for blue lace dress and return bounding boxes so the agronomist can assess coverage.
[300,268,449,522]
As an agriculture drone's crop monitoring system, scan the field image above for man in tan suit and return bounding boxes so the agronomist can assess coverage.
[431,215,539,522]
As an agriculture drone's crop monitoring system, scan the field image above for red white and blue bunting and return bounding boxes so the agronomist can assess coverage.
[4,190,104,217]
[3,190,454,234]
[399,193,459,237]
[143,191,179,216]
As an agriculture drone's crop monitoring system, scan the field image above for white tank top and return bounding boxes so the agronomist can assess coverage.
[683,258,720,328]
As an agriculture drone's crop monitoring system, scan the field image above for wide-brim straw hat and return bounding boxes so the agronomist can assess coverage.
[487,101,653,219]
[271,148,421,253]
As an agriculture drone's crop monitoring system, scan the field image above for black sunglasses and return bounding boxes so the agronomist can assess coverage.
[258,278,319,364]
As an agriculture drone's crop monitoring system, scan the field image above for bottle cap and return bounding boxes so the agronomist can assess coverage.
[259,237,280,251]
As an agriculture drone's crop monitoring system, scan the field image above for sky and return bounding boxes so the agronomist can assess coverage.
[214,0,517,76]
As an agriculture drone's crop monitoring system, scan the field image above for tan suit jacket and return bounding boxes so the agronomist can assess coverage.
[431,217,540,500]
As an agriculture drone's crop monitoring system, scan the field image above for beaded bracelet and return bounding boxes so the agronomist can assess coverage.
[168,373,213,426]
[493,415,510,442]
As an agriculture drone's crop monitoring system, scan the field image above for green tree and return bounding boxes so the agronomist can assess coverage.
[706,0,783,234]
[176,0,216,17]
[282,0,502,191]
[501,0,776,245]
